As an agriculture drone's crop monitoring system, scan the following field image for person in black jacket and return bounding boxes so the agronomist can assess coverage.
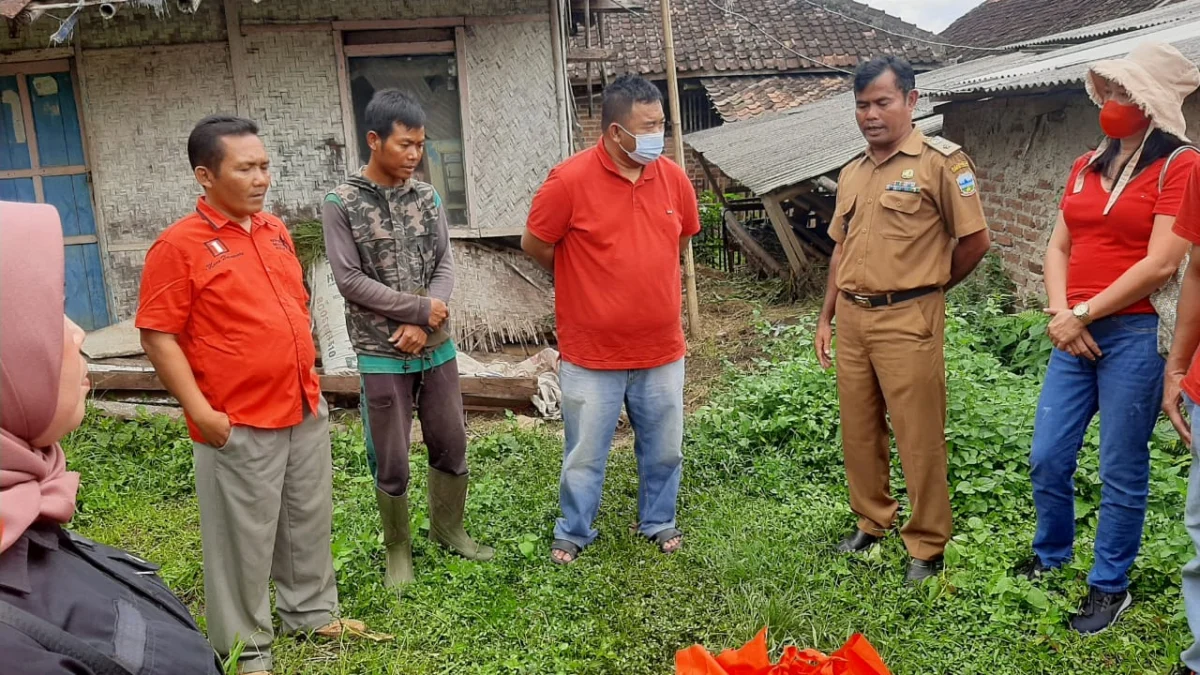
[0,200,223,675]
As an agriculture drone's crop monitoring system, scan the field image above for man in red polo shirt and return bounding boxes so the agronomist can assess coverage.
[136,116,361,675]
[1165,159,1200,675]
[522,74,700,564]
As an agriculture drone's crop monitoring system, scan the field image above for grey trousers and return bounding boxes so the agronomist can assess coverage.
[193,397,338,673]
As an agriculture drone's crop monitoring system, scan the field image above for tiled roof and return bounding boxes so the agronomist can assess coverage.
[568,0,942,82]
[702,74,852,121]
[939,0,1190,56]
[0,0,32,20]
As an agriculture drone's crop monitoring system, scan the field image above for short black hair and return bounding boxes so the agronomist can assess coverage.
[853,56,916,96]
[187,115,259,172]
[601,74,663,130]
[364,89,426,141]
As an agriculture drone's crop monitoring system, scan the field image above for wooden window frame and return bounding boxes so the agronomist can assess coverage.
[333,27,477,232]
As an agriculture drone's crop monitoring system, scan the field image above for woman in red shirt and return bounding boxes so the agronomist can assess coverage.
[1020,43,1200,636]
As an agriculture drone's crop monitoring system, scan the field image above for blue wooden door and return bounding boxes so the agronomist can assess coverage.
[0,65,110,330]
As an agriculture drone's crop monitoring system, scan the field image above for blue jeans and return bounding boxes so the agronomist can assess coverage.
[1183,395,1200,671]
[553,358,685,548]
[1029,313,1164,593]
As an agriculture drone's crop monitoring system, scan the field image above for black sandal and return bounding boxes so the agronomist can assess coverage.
[550,539,581,565]
[646,527,683,554]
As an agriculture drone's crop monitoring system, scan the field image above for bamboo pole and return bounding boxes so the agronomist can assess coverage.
[660,0,701,336]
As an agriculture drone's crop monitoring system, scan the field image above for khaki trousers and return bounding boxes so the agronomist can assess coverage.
[193,397,338,673]
[835,292,951,560]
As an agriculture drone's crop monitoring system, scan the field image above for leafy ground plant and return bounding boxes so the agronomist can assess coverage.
[62,289,1192,674]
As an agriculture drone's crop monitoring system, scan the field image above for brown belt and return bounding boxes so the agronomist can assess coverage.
[841,286,940,309]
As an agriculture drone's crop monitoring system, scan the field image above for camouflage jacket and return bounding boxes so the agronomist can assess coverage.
[326,172,453,358]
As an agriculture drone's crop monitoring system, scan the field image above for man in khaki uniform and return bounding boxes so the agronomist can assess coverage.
[814,56,992,583]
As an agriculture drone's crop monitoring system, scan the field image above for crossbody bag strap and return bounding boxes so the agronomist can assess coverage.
[0,599,133,675]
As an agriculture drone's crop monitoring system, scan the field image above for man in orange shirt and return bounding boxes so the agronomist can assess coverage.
[1164,159,1200,675]
[522,75,700,564]
[136,116,361,675]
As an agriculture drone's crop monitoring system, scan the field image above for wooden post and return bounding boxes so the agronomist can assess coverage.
[223,0,249,117]
[660,0,701,336]
[584,0,593,117]
[762,194,808,278]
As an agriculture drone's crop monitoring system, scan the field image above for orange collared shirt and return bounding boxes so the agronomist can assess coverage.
[135,198,321,442]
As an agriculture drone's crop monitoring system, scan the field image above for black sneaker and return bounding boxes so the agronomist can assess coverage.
[1016,556,1051,581]
[1069,587,1132,635]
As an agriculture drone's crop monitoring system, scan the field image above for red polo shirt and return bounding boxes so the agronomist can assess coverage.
[1061,151,1199,314]
[526,140,700,370]
[1171,163,1200,402]
[136,198,322,442]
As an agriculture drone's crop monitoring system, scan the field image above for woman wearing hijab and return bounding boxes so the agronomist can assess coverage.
[0,201,222,674]
[1020,43,1200,635]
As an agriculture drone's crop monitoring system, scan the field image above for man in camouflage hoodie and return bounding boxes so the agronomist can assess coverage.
[322,90,492,589]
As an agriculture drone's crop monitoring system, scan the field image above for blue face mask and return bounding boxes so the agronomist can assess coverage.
[617,125,665,165]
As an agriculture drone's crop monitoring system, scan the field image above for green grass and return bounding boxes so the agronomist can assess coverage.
[62,301,1194,674]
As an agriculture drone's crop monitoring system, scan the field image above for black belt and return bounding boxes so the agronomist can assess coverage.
[842,286,940,308]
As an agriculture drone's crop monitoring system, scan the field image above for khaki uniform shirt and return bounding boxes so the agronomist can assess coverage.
[828,128,988,295]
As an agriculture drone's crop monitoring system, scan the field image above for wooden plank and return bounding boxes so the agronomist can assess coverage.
[762,194,808,276]
[333,17,464,31]
[723,210,783,278]
[63,234,98,245]
[241,22,331,34]
[0,50,72,66]
[343,41,455,57]
[566,47,615,62]
[570,0,644,11]
[223,0,250,117]
[549,0,570,158]
[463,13,548,25]
[0,164,88,178]
[333,31,357,174]
[14,74,43,202]
[455,26,479,231]
[89,365,539,409]
[447,226,525,239]
[0,58,70,75]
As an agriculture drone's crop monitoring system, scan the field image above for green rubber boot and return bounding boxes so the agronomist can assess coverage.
[375,487,415,587]
[427,468,495,561]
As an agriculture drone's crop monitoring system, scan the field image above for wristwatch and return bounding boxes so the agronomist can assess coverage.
[1072,302,1092,325]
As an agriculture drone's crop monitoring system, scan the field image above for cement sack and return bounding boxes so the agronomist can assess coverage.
[309,257,358,375]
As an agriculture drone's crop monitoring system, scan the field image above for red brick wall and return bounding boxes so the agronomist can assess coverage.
[943,90,1200,302]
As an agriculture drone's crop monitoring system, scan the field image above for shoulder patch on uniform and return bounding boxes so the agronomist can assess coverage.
[923,136,962,157]
[956,171,978,197]
[324,193,344,207]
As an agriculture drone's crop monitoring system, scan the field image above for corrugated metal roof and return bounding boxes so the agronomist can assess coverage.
[1008,0,1200,48]
[686,6,1200,196]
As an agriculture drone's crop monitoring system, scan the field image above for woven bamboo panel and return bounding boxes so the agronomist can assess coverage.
[463,22,560,234]
[449,241,555,351]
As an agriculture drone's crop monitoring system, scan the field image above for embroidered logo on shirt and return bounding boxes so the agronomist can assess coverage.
[957,171,977,197]
[204,238,229,257]
[272,233,294,254]
[950,160,971,173]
